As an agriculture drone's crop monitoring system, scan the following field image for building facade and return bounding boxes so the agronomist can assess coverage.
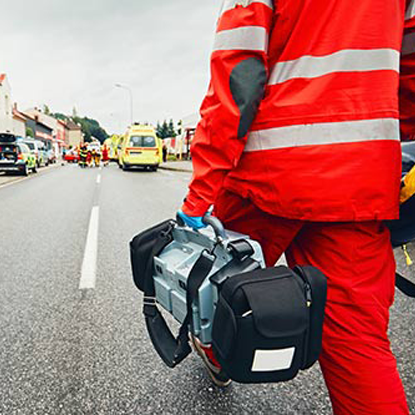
[0,74,14,134]
[66,120,83,148]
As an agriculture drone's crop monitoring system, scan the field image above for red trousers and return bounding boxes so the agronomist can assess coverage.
[215,191,409,415]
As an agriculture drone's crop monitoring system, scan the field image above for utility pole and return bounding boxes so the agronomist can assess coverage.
[115,84,134,126]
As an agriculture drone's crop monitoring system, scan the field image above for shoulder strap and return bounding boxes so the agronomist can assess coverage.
[396,272,415,298]
[143,245,215,368]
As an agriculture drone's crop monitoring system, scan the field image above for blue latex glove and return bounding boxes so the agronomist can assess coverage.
[177,210,207,230]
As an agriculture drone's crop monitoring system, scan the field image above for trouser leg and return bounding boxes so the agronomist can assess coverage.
[214,190,302,266]
[285,222,409,415]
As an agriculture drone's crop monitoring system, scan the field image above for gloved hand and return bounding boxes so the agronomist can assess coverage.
[177,210,207,230]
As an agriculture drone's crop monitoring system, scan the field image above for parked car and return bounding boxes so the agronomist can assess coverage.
[23,139,47,168]
[402,141,415,175]
[64,148,80,163]
[0,141,37,175]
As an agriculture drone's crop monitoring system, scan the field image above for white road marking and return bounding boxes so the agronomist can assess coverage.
[96,174,101,184]
[79,206,100,290]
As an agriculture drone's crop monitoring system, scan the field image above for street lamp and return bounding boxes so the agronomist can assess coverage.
[115,83,134,125]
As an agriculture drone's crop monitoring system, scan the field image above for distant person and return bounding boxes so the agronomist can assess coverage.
[86,148,92,167]
[162,143,167,163]
[102,145,109,167]
[79,145,87,168]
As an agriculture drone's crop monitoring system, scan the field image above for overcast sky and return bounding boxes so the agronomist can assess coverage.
[0,0,219,134]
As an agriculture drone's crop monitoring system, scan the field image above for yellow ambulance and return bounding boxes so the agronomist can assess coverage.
[118,124,162,171]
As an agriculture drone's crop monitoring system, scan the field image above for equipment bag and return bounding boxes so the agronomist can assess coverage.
[130,216,329,383]
[211,265,327,383]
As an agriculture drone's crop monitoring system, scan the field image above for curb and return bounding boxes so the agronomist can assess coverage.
[160,165,192,173]
[0,163,61,190]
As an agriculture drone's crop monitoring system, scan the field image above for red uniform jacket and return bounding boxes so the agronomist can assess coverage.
[183,0,415,221]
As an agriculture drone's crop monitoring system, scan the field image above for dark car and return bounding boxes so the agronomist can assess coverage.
[0,141,37,176]
[402,141,415,175]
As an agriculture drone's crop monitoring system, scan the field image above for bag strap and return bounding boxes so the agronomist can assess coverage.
[396,272,415,298]
[143,232,216,368]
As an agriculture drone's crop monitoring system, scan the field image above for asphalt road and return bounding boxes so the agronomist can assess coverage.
[0,163,414,415]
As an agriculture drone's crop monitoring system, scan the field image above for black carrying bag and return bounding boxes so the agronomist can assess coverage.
[130,219,175,292]
[211,265,327,383]
[130,219,193,368]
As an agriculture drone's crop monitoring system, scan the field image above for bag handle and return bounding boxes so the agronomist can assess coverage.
[142,226,216,367]
[176,213,227,242]
[396,272,415,298]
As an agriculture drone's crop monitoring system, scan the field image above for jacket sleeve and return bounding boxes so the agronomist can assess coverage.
[400,0,415,141]
[182,0,274,216]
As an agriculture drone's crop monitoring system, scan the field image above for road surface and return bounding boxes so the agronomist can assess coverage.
[0,164,414,414]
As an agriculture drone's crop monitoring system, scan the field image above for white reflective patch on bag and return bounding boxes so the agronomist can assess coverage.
[251,347,295,372]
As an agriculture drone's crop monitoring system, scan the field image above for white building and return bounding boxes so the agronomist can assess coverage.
[25,107,59,137]
[0,74,13,134]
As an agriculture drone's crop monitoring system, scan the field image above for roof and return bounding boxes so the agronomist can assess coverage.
[13,108,28,122]
[0,74,5,85]
[65,120,82,131]
[21,111,53,132]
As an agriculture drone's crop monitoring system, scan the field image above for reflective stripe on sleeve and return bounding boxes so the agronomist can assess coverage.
[402,32,415,55]
[213,26,269,52]
[219,0,274,16]
[406,0,415,20]
[268,49,400,85]
[244,118,400,152]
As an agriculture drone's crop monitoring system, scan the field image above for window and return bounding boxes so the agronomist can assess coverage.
[129,135,156,148]
[19,144,29,153]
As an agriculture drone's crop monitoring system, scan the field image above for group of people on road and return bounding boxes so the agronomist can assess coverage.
[78,144,109,168]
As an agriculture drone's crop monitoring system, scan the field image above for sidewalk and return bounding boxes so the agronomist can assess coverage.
[160,160,192,173]
[0,163,60,189]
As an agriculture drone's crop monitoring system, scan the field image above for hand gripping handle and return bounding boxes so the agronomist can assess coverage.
[175,213,227,241]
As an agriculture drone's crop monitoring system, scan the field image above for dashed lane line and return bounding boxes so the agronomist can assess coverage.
[79,206,100,290]
[97,174,101,184]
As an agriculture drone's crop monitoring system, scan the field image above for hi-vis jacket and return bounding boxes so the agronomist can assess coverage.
[183,0,415,221]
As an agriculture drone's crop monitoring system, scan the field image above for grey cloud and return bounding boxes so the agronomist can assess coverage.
[0,0,219,133]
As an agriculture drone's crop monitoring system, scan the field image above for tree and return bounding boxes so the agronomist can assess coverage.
[158,120,169,139]
[26,127,34,138]
[156,121,162,137]
[177,120,183,136]
[52,112,68,121]
[168,119,177,138]
[43,104,51,115]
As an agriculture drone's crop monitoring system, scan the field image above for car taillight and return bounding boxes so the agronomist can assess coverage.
[17,153,23,160]
[155,149,160,156]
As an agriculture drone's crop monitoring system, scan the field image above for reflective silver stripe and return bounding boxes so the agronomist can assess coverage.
[244,119,400,152]
[219,0,273,16]
[213,26,268,52]
[406,0,415,20]
[268,49,400,86]
[402,32,415,55]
